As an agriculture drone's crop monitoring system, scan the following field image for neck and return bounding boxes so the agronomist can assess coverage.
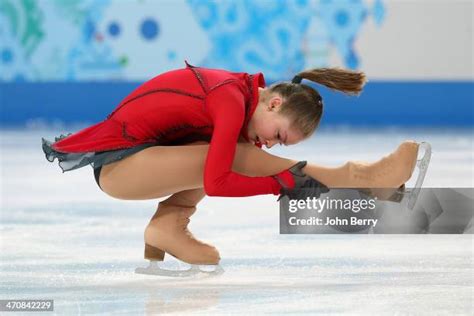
[258,87,269,104]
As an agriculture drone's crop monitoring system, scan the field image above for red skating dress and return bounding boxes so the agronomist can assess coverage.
[41,62,295,197]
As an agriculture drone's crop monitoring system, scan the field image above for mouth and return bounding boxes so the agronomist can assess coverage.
[254,135,262,146]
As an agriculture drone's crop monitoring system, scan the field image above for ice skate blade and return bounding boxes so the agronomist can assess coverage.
[407,142,432,210]
[135,261,224,277]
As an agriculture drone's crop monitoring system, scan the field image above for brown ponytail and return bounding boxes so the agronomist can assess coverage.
[296,67,367,96]
[269,67,367,138]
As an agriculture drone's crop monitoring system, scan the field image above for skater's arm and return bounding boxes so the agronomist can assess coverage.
[204,84,285,197]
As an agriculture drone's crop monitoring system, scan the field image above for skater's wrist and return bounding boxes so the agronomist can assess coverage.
[273,169,296,191]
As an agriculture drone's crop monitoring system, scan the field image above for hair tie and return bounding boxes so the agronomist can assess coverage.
[291,75,303,84]
[317,95,323,106]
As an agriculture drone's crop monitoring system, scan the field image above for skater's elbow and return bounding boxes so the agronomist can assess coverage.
[203,178,226,197]
[203,182,220,196]
[204,170,234,196]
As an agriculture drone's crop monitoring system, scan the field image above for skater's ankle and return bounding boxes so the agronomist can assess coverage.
[149,202,196,223]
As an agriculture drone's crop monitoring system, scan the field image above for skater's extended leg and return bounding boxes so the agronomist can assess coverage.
[99,140,420,200]
[301,141,419,189]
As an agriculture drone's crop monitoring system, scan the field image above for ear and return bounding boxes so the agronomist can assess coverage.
[268,96,283,111]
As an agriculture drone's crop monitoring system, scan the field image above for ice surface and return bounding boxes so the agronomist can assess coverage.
[1,127,473,314]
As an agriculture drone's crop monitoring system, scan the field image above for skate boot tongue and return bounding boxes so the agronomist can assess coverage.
[159,202,196,230]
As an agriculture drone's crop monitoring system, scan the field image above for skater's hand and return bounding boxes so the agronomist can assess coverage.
[274,161,329,201]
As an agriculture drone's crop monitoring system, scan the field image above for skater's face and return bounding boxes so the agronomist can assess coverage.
[248,90,305,148]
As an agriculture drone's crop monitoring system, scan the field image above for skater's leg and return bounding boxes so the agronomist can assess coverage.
[147,141,207,217]
[300,164,354,188]
[302,141,420,188]
[141,142,216,265]
[99,140,419,200]
[99,142,298,200]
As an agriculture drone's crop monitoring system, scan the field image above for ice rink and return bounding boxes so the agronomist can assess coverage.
[1,127,473,315]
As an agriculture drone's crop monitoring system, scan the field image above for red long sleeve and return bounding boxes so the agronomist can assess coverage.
[203,82,283,197]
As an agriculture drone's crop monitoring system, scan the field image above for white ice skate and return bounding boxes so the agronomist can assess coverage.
[135,260,224,277]
[405,142,432,210]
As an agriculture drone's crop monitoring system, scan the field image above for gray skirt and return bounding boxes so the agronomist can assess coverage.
[41,133,157,190]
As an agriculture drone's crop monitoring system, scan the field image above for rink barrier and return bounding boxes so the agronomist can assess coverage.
[0,81,473,127]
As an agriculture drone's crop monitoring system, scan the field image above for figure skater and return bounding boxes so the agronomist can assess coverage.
[42,61,425,274]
